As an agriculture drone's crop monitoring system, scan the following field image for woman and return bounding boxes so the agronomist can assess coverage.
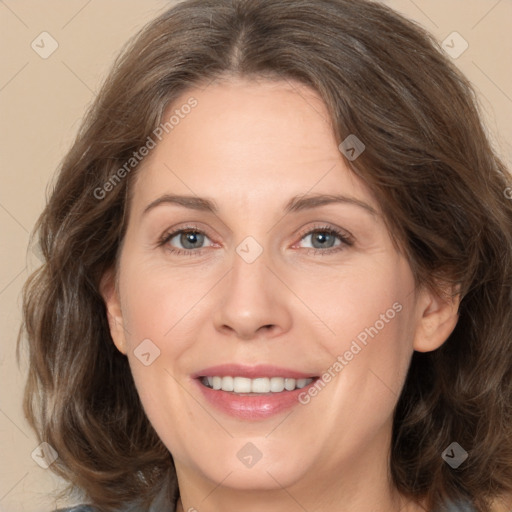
[19,0,512,511]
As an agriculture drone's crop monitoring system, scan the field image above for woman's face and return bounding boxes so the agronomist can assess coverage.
[103,78,458,503]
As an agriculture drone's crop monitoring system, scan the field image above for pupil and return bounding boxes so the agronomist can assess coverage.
[182,231,204,249]
[313,232,334,249]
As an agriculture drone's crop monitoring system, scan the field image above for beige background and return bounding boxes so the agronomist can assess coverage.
[1,1,511,511]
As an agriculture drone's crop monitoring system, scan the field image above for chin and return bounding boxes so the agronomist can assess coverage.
[185,444,310,491]
[207,465,306,491]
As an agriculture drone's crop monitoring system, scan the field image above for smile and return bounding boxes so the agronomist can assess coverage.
[193,365,320,420]
[200,376,315,393]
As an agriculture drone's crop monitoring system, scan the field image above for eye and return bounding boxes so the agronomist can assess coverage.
[295,225,353,255]
[159,227,215,255]
[158,224,353,257]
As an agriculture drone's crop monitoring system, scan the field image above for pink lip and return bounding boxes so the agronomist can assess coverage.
[193,364,317,379]
[191,364,319,420]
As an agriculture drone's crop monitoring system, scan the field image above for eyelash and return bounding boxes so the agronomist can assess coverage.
[157,223,354,257]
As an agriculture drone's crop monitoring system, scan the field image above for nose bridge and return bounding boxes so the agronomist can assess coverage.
[232,239,270,297]
[212,238,292,339]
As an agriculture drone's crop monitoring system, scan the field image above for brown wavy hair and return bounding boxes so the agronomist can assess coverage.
[19,0,512,510]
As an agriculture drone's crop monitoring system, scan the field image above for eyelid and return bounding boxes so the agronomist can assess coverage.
[294,223,354,245]
[158,222,354,256]
[157,223,218,252]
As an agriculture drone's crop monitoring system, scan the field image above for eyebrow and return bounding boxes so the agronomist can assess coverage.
[285,193,377,216]
[142,193,377,217]
[143,194,216,215]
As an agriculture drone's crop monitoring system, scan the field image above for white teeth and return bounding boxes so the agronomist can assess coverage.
[251,378,270,393]
[296,378,308,389]
[284,378,296,391]
[270,377,285,392]
[202,376,314,393]
[233,377,252,393]
[221,375,234,392]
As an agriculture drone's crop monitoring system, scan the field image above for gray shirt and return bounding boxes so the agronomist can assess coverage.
[57,499,478,511]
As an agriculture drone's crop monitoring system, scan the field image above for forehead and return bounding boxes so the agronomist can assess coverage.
[131,77,377,213]
[165,77,336,162]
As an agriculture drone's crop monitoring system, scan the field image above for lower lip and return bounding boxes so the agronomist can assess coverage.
[194,379,318,420]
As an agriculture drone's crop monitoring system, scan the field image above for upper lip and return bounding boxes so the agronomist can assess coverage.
[193,364,318,380]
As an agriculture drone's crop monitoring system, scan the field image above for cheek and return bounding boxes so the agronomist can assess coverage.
[314,255,416,412]
[317,253,415,354]
[119,255,211,350]
[114,259,204,428]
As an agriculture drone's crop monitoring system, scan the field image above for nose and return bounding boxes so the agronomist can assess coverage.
[212,246,293,341]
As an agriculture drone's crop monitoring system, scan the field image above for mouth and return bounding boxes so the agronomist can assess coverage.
[199,375,315,393]
[192,365,320,420]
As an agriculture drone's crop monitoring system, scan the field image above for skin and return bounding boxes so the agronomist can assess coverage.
[101,77,460,512]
